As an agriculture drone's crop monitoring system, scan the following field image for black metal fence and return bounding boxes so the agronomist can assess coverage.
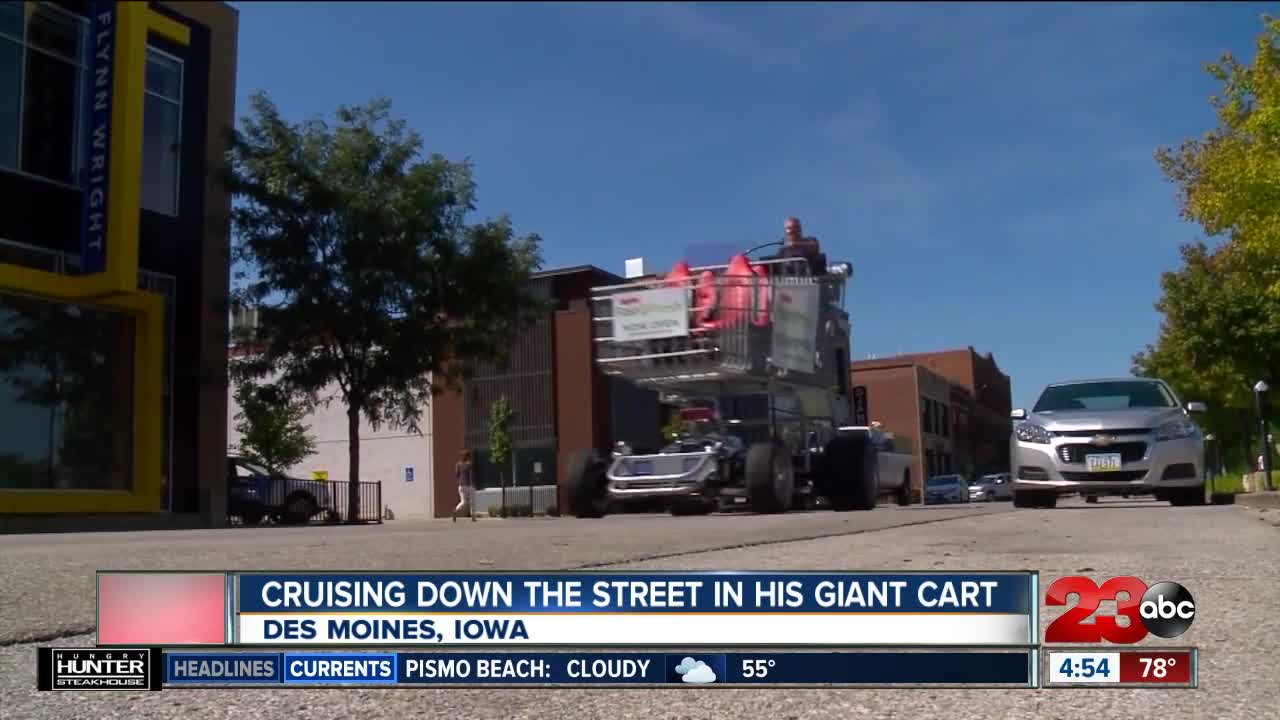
[327,480,384,524]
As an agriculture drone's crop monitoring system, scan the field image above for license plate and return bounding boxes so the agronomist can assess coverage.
[1085,453,1123,472]
[631,461,653,475]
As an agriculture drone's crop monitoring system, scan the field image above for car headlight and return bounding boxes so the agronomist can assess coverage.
[1014,423,1051,444]
[1157,419,1197,442]
[614,461,630,477]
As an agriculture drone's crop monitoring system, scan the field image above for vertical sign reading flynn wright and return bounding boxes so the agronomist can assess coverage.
[80,0,117,275]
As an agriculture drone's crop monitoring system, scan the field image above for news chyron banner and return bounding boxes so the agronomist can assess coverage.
[75,570,1040,688]
[228,571,1037,647]
[91,570,1035,648]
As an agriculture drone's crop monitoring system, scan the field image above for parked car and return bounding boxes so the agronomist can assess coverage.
[925,474,969,504]
[1010,377,1207,509]
[227,456,334,525]
[969,473,1012,502]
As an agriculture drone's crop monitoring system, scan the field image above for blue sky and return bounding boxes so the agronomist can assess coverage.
[229,1,1269,410]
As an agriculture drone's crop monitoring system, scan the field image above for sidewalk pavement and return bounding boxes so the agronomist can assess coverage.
[1236,490,1280,510]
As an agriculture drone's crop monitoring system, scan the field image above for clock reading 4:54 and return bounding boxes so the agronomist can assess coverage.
[1047,652,1121,684]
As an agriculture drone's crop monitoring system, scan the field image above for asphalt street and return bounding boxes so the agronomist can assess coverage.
[3,498,1277,719]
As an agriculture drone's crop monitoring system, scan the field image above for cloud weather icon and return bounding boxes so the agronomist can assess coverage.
[674,657,717,684]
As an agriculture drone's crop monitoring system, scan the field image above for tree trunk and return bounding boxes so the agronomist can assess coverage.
[347,406,361,523]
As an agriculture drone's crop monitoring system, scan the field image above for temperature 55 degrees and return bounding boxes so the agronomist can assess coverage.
[742,659,776,679]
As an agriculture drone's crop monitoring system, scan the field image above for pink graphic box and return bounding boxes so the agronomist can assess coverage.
[97,573,227,645]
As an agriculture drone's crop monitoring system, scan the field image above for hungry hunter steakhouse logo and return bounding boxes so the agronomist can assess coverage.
[39,648,159,691]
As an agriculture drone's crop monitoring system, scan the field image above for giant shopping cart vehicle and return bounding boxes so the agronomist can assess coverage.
[564,250,910,517]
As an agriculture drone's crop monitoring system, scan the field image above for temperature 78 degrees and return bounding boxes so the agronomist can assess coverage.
[1139,656,1176,678]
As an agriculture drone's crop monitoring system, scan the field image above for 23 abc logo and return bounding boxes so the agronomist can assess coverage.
[1045,576,1196,644]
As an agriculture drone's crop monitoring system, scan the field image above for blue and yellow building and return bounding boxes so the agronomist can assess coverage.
[0,1,238,531]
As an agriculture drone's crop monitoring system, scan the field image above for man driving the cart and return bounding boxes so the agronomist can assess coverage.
[776,216,827,275]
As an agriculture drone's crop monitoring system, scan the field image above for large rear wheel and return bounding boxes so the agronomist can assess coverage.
[566,449,609,518]
[821,434,878,511]
[746,442,793,514]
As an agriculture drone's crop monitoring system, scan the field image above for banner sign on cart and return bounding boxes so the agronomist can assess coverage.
[611,288,689,342]
[771,285,820,373]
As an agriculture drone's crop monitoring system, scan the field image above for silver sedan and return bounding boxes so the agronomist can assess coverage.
[1010,378,1207,509]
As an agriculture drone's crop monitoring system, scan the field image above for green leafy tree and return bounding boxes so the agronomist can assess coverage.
[1155,15,1280,294]
[1132,242,1276,468]
[232,379,316,473]
[225,92,545,521]
[1140,15,1280,469]
[488,395,514,491]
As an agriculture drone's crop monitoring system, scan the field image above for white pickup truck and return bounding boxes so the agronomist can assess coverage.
[835,426,916,505]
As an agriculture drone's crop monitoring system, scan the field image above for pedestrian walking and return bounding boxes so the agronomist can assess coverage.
[454,449,477,522]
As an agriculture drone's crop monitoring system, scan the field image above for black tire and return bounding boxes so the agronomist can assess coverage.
[241,507,266,526]
[820,434,878,511]
[281,492,318,524]
[567,449,609,518]
[1169,485,1206,507]
[1013,491,1057,509]
[895,469,912,506]
[746,441,792,514]
[1085,495,1099,504]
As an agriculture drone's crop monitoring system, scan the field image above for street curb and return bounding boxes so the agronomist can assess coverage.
[1235,491,1280,510]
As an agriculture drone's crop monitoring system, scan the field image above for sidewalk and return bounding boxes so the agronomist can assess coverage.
[1236,490,1280,510]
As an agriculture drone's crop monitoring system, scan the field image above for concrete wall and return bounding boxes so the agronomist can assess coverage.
[226,377,435,520]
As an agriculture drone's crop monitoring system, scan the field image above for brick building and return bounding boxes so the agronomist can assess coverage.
[429,264,664,517]
[849,347,1012,489]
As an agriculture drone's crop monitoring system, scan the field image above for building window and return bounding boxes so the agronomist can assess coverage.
[141,47,182,215]
[0,1,87,184]
[921,398,933,434]
[0,239,177,502]
[0,3,183,212]
[940,405,950,438]
[0,289,136,490]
